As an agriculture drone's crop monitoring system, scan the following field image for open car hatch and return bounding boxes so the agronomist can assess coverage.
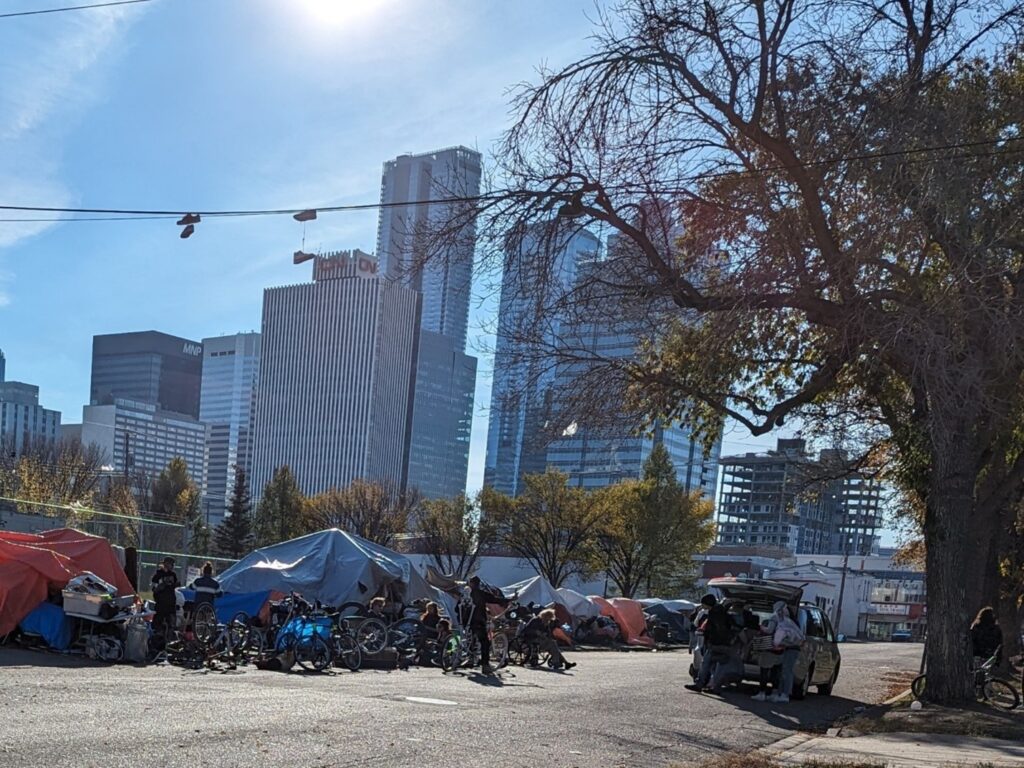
[707,577,804,606]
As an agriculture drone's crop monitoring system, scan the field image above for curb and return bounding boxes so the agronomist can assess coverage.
[881,687,913,707]
[758,733,816,758]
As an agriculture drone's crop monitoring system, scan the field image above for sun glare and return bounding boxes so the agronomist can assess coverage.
[296,0,390,29]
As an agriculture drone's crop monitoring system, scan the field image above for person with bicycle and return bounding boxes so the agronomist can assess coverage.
[467,575,509,675]
[522,608,576,670]
[970,607,1002,666]
[187,562,223,608]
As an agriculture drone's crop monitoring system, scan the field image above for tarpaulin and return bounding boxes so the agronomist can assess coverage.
[0,528,133,637]
[218,529,451,615]
[590,596,655,647]
[18,600,73,650]
[557,587,601,620]
[178,589,271,625]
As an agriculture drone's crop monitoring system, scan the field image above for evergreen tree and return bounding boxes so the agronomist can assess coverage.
[214,468,255,558]
[253,465,307,547]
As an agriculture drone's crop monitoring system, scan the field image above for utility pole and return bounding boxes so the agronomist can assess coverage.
[834,535,851,635]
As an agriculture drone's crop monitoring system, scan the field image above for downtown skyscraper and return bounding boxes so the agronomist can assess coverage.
[485,225,721,500]
[200,332,260,526]
[376,147,480,499]
[250,251,421,499]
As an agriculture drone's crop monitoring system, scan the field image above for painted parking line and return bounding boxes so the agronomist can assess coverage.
[404,696,459,706]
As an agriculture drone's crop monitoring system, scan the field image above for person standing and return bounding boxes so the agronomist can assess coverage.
[187,562,222,608]
[970,607,1002,665]
[467,575,509,674]
[752,605,784,701]
[150,557,180,636]
[686,594,733,692]
[772,601,805,703]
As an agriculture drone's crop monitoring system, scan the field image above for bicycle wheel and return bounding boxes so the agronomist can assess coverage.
[911,674,927,700]
[193,603,218,645]
[335,633,362,671]
[982,678,1020,710]
[227,612,251,649]
[356,618,388,655]
[242,627,266,661]
[441,634,463,672]
[295,634,332,672]
[491,632,509,668]
[508,637,530,666]
[389,618,423,654]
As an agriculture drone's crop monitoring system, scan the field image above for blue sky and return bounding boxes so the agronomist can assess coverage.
[0,0,813,517]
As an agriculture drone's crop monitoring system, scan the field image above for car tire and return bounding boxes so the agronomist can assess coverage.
[817,664,839,696]
[793,664,813,700]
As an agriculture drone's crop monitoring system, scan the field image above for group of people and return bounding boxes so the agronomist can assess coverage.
[150,557,222,637]
[686,594,805,703]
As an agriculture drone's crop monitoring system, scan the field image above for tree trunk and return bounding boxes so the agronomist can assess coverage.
[923,468,983,703]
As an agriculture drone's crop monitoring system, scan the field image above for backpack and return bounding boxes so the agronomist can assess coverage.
[703,605,733,646]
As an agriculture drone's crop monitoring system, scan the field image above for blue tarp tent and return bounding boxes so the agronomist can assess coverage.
[18,601,73,650]
[217,529,442,610]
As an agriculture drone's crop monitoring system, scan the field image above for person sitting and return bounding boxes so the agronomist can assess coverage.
[970,606,1002,665]
[521,608,576,671]
[420,601,441,630]
[187,562,222,608]
[367,596,388,621]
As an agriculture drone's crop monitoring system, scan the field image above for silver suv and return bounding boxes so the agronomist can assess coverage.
[690,577,841,698]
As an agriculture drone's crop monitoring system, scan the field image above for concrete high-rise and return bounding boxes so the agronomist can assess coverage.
[79,398,206,485]
[376,147,481,498]
[91,331,203,418]
[484,224,600,496]
[250,251,421,499]
[0,381,61,456]
[715,438,882,555]
[0,348,6,382]
[200,333,260,526]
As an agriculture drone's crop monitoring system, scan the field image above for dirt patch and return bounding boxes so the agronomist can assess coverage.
[878,670,917,701]
[841,701,1024,742]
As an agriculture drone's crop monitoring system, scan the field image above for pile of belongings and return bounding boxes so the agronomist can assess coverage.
[63,572,135,621]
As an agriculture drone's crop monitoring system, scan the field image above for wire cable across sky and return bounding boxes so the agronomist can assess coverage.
[0,0,154,20]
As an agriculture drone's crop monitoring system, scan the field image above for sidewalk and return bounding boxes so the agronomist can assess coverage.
[761,732,1024,767]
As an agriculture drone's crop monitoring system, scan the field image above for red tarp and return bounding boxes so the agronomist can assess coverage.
[0,528,133,637]
[590,596,656,648]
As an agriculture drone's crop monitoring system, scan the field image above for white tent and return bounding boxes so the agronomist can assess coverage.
[557,587,601,619]
[501,575,564,610]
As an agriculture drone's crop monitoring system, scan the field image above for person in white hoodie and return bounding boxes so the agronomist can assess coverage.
[771,600,805,703]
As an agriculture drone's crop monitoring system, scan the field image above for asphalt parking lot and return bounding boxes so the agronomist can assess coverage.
[0,642,922,768]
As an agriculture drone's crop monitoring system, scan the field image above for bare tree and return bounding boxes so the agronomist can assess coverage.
[305,480,418,548]
[412,494,497,579]
[426,1,1023,702]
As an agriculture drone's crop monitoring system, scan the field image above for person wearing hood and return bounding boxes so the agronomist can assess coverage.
[768,600,805,703]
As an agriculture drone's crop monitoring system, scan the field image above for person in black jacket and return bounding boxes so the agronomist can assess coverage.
[686,594,732,692]
[150,557,180,636]
[970,606,1002,664]
[467,575,509,674]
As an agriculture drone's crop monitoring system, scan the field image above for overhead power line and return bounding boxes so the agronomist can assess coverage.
[0,0,153,19]
[0,136,1019,224]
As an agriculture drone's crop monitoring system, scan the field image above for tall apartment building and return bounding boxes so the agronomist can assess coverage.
[200,333,260,526]
[716,438,881,555]
[90,331,203,418]
[484,224,599,496]
[0,348,6,383]
[250,251,421,499]
[0,381,61,456]
[79,398,206,485]
[376,147,480,498]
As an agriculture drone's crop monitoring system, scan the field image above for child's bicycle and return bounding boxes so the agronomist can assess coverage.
[912,647,1020,710]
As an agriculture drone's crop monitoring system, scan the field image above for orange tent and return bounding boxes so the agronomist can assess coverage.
[0,528,133,637]
[590,596,655,648]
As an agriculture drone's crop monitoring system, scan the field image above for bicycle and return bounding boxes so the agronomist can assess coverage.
[912,648,1020,710]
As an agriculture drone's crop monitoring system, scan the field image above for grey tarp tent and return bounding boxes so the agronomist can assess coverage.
[218,528,441,608]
